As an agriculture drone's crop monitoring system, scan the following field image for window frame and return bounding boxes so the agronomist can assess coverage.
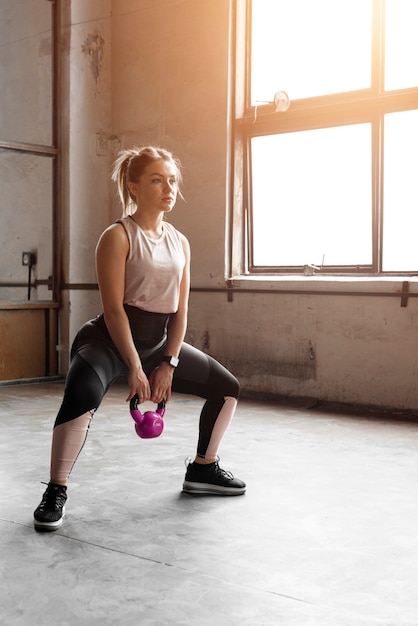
[229,0,418,279]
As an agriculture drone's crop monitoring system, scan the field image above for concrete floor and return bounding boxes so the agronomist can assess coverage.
[1,381,418,626]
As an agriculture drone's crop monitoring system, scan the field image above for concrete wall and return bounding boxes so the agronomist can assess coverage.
[0,1,54,303]
[109,0,418,411]
[61,0,418,411]
[58,0,113,363]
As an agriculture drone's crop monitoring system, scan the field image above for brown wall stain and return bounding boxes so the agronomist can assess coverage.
[81,32,105,86]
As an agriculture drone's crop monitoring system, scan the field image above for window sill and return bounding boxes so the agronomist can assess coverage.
[204,274,418,304]
[230,273,418,288]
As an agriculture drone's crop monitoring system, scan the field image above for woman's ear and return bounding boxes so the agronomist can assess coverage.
[127,182,137,198]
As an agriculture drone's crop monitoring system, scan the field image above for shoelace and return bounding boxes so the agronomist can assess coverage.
[213,462,234,480]
[41,484,66,510]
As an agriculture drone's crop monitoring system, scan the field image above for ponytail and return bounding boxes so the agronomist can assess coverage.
[111,146,183,217]
[111,149,139,217]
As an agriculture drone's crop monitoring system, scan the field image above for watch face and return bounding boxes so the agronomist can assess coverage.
[164,356,179,367]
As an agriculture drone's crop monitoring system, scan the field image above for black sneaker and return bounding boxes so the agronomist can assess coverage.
[33,482,67,532]
[183,458,246,496]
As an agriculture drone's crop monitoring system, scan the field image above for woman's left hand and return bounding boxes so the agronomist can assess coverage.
[148,363,174,404]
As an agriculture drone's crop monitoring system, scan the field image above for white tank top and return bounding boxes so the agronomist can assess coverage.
[118,216,186,314]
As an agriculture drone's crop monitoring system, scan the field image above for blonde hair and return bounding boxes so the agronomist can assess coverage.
[111,146,183,217]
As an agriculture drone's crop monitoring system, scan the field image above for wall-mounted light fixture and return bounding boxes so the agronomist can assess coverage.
[254,90,290,122]
[273,90,290,112]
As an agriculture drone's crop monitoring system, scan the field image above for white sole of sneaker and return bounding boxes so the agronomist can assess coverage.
[182,482,246,495]
[33,506,66,532]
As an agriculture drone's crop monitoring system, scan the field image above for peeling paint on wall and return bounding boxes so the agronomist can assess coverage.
[81,32,105,88]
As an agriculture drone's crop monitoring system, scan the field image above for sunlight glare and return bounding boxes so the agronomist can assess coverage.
[251,0,373,103]
[251,125,372,267]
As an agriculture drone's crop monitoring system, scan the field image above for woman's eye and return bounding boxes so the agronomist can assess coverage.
[151,177,176,186]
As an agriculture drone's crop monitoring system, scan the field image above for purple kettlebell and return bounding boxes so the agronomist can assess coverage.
[130,394,166,439]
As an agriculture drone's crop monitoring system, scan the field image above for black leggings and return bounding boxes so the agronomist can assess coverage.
[55,309,240,458]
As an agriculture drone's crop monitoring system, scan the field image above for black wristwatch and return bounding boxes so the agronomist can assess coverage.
[162,355,179,368]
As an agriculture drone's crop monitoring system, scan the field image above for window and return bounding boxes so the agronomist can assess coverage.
[231,0,418,276]
[0,0,59,301]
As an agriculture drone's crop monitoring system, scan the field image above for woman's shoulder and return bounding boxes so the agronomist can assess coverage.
[115,215,134,231]
[96,220,129,252]
[164,221,186,239]
[164,222,190,260]
[102,220,128,238]
[165,222,189,245]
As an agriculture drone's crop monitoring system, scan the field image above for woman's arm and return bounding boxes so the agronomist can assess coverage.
[149,234,191,403]
[95,224,151,402]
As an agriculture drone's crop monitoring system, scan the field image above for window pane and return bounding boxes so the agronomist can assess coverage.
[251,0,373,103]
[385,0,418,91]
[251,125,372,267]
[0,0,53,145]
[0,151,53,302]
[383,111,418,272]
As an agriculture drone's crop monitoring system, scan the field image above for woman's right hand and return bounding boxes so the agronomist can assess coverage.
[127,367,151,403]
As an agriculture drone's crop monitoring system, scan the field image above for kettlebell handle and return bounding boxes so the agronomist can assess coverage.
[129,394,166,415]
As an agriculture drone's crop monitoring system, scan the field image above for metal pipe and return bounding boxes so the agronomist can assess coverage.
[0,140,57,157]
[48,282,418,300]
[191,286,418,299]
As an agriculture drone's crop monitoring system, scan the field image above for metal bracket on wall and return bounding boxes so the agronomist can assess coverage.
[227,279,234,302]
[400,281,409,307]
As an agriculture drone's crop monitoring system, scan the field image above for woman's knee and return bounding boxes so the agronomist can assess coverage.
[55,355,105,426]
[208,358,240,399]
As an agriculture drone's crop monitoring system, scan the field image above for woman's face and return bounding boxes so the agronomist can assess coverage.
[130,159,178,213]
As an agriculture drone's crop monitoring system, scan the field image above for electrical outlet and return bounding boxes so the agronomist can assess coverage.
[22,252,36,266]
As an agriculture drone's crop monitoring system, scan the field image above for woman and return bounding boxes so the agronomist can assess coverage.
[34,146,245,532]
